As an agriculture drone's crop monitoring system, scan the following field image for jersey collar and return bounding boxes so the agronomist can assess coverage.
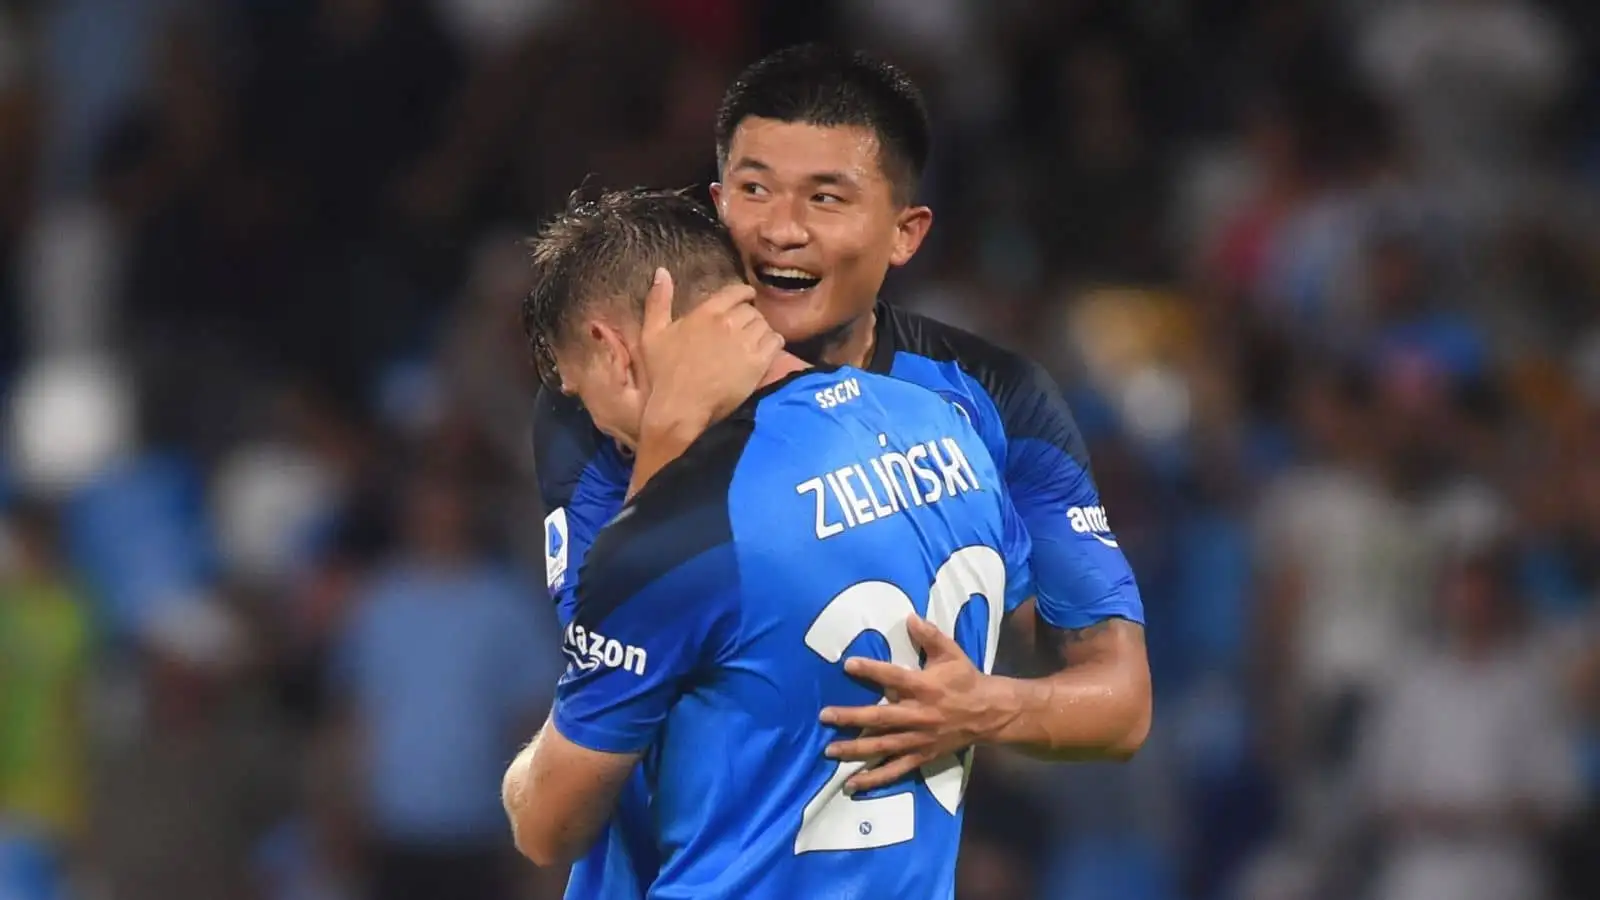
[732,364,845,418]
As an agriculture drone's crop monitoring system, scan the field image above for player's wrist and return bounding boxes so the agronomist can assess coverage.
[974,674,1027,745]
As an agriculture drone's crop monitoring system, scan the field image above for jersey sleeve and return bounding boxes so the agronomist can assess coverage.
[998,487,1035,614]
[553,545,738,754]
[988,357,1144,630]
[532,389,631,626]
[551,435,743,755]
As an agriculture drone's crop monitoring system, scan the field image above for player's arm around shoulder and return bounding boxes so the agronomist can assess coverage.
[818,351,1150,789]
[504,465,740,866]
[997,606,1152,761]
[976,351,1151,760]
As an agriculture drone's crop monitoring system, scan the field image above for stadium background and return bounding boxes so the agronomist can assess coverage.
[3,0,1600,898]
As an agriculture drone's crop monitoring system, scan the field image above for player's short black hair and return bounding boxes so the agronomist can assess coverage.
[523,187,745,389]
[715,44,930,205]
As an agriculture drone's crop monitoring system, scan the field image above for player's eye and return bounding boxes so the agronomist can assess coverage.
[812,192,844,205]
[740,182,768,197]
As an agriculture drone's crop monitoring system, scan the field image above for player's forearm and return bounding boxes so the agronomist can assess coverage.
[627,406,711,499]
[985,670,1150,761]
[984,618,1151,761]
[502,742,536,851]
[502,739,579,866]
[502,730,611,867]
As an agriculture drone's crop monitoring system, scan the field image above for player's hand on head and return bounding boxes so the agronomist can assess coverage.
[638,267,783,434]
[819,615,1013,793]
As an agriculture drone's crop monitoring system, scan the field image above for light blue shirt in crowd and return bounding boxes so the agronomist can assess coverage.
[335,560,561,845]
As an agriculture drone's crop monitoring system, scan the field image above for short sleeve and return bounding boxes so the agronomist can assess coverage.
[549,429,744,755]
[998,488,1035,613]
[988,358,1144,629]
[553,542,739,754]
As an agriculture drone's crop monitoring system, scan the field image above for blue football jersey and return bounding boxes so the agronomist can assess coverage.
[551,366,1032,900]
[532,303,1145,899]
[866,305,1141,630]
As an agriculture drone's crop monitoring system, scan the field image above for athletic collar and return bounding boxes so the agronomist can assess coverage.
[732,364,845,418]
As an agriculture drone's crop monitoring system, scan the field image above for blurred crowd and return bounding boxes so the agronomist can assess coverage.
[3,1,1600,899]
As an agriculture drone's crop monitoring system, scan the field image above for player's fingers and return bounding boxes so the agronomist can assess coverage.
[641,267,675,336]
[817,704,885,729]
[844,751,938,793]
[738,315,783,352]
[723,301,765,333]
[841,657,923,695]
[819,700,934,730]
[698,281,758,314]
[735,313,770,338]
[825,729,928,762]
[907,614,963,658]
[756,329,785,357]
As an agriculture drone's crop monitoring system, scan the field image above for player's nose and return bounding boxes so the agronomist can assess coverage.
[756,199,809,251]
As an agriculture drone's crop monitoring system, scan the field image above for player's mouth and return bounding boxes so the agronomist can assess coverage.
[753,264,823,294]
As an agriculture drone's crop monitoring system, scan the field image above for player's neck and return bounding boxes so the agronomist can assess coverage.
[784,308,878,370]
[756,352,812,390]
[830,308,878,370]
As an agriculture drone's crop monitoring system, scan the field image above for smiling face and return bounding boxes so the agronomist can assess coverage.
[711,118,932,361]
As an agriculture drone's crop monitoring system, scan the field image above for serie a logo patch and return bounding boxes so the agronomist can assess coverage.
[544,507,569,590]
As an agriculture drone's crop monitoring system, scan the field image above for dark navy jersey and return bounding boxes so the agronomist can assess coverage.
[863,305,1140,630]
[533,303,1144,899]
[552,366,1032,900]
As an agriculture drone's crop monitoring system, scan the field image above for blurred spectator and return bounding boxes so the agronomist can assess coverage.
[212,381,387,599]
[1028,39,1167,282]
[1191,93,1320,308]
[1354,0,1573,213]
[1360,226,1487,385]
[435,231,540,472]
[0,501,91,854]
[5,356,133,500]
[1253,365,1441,830]
[329,467,560,900]
[1357,548,1581,900]
[36,0,176,199]
[90,595,283,900]
[252,740,364,900]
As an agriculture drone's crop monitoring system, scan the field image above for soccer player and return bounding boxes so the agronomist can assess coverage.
[530,45,1150,898]
[502,187,1035,899]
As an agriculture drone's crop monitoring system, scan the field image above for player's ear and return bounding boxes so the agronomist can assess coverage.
[709,182,726,218]
[588,320,634,386]
[889,204,933,268]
